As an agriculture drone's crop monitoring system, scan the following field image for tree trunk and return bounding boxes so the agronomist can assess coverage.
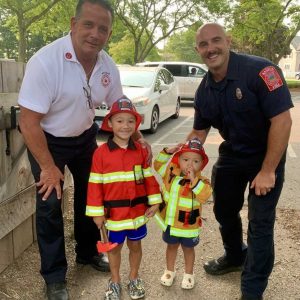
[18,29,27,62]
[17,14,27,62]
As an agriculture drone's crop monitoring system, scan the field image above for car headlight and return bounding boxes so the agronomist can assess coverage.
[133,97,151,107]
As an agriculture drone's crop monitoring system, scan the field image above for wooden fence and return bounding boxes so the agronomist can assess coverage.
[0,59,71,273]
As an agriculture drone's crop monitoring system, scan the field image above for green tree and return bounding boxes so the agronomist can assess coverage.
[0,0,64,62]
[230,0,300,64]
[109,34,135,64]
[29,0,76,41]
[109,33,160,64]
[109,16,128,46]
[0,13,18,59]
[163,22,203,62]
[112,0,230,63]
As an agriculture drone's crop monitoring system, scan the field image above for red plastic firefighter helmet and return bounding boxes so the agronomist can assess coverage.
[171,138,209,170]
[101,97,142,132]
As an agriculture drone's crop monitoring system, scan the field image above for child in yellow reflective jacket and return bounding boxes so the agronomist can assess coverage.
[154,138,212,289]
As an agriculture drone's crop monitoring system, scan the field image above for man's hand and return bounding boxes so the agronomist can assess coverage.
[137,138,153,164]
[145,203,160,218]
[250,170,275,196]
[37,165,64,200]
[250,110,291,197]
[165,143,184,155]
[19,106,65,201]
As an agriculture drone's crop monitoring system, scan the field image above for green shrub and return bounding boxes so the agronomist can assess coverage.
[286,79,300,89]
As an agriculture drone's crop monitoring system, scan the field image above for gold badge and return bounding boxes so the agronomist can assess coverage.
[236,88,243,100]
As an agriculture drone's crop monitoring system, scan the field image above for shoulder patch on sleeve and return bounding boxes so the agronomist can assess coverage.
[259,66,283,91]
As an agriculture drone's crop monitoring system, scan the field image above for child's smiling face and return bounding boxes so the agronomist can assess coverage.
[108,112,136,145]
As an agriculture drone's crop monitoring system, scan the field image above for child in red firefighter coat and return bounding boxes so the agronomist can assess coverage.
[154,138,212,290]
[86,97,162,300]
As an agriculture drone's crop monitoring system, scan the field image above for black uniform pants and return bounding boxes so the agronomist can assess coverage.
[27,123,99,284]
[211,153,285,298]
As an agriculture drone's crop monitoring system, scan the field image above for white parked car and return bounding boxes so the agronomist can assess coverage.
[94,66,180,133]
[136,61,207,100]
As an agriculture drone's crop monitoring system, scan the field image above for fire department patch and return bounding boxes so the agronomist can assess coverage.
[65,52,72,59]
[259,66,283,92]
[101,72,111,87]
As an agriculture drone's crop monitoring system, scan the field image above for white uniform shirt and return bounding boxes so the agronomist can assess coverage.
[18,34,123,137]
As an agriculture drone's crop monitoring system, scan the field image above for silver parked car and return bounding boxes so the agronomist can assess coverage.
[94,66,180,133]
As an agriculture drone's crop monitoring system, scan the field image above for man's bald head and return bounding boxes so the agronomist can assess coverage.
[195,23,231,81]
[196,23,227,40]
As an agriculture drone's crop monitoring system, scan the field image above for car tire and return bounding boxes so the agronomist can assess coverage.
[296,74,300,80]
[148,106,159,134]
[172,98,180,119]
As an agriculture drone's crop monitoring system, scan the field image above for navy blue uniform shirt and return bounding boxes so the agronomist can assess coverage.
[194,51,294,156]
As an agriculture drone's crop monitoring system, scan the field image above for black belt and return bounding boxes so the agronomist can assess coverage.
[104,196,148,208]
[44,122,97,140]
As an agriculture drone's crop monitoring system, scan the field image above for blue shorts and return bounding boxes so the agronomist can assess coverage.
[163,226,199,248]
[108,224,147,244]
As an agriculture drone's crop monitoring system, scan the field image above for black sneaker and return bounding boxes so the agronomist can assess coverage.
[76,253,110,272]
[241,294,263,300]
[46,282,69,300]
[203,254,243,275]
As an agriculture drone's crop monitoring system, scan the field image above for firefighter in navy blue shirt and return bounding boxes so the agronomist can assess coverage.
[186,23,293,300]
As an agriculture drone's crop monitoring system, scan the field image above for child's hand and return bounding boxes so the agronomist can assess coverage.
[93,216,106,229]
[186,167,195,182]
[145,204,160,218]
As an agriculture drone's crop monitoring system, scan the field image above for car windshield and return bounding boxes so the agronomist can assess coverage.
[120,70,155,88]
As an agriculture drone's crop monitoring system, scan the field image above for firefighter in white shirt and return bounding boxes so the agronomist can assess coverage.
[18,1,148,299]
